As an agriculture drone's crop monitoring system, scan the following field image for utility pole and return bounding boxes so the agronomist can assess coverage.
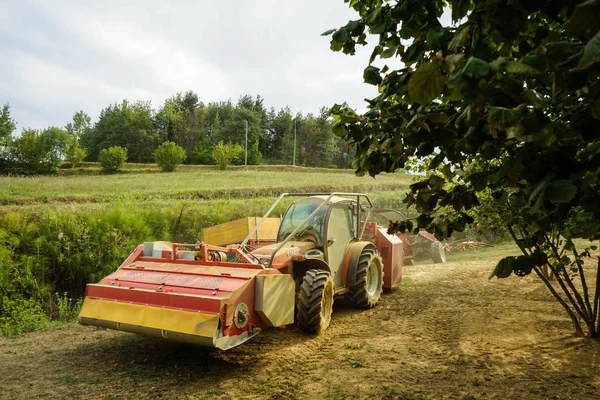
[293,120,296,166]
[245,119,248,167]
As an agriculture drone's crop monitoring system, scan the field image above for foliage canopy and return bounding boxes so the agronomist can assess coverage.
[153,141,187,172]
[325,0,600,337]
[212,141,243,170]
[98,146,128,173]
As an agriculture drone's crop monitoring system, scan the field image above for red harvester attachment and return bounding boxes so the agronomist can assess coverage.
[79,193,405,350]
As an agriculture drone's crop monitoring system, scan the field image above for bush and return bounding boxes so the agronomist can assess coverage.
[56,293,83,322]
[8,127,69,175]
[0,296,50,336]
[98,146,127,173]
[212,141,243,170]
[153,141,186,172]
[65,140,87,169]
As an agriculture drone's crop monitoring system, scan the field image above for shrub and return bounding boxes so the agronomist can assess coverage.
[0,296,50,336]
[98,146,127,173]
[8,127,69,174]
[212,141,243,170]
[153,141,186,172]
[56,293,83,322]
[65,140,87,169]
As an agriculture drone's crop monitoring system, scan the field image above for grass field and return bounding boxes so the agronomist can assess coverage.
[0,168,411,205]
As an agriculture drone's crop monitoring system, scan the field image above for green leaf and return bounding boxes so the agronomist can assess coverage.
[545,180,578,203]
[463,57,490,78]
[332,28,349,43]
[578,31,600,68]
[381,46,398,58]
[416,214,433,228]
[408,63,445,104]
[330,41,343,52]
[331,121,348,137]
[426,113,449,124]
[520,55,546,74]
[321,29,336,36]
[365,7,382,24]
[449,24,470,51]
[505,61,542,76]
[489,256,514,279]
[513,255,533,277]
[451,0,470,22]
[428,175,445,190]
[363,66,382,85]
[565,0,600,39]
[590,97,600,120]
[530,251,548,267]
[487,107,520,129]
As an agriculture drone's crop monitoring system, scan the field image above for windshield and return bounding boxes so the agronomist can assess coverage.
[277,198,329,244]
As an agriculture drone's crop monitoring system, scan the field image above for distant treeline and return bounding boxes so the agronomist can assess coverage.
[0,92,355,174]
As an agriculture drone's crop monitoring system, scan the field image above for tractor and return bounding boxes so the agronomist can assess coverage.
[78,193,404,350]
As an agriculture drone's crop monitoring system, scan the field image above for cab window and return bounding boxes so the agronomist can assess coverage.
[278,199,328,244]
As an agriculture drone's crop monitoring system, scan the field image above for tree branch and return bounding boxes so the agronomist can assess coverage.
[544,234,590,321]
[532,265,585,337]
[594,256,600,337]
[508,226,585,336]
[573,246,594,323]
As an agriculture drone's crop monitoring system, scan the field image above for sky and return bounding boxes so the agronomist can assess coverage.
[0,0,382,130]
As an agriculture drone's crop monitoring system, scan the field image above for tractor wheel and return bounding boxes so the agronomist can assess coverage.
[347,248,384,309]
[430,242,447,264]
[297,269,334,333]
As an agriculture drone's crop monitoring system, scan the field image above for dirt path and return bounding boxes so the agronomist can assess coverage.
[1,256,599,400]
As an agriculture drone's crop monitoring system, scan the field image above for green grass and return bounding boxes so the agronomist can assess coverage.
[0,169,411,205]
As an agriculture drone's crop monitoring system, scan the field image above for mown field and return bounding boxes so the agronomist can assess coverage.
[1,244,599,400]
[0,166,410,206]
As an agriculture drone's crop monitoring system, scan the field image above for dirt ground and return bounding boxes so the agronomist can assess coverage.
[1,249,599,400]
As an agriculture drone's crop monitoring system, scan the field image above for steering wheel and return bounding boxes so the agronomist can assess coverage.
[293,226,320,244]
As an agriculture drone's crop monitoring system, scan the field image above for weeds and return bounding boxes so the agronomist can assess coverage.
[346,359,364,368]
[56,293,83,322]
[0,296,50,336]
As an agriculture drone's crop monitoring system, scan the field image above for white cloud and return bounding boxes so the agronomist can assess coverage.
[1,0,379,129]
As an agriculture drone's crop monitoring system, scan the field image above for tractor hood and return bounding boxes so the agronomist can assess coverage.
[251,241,317,269]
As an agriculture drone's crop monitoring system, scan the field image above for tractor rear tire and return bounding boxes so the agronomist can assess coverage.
[430,242,447,264]
[347,249,384,309]
[297,269,334,334]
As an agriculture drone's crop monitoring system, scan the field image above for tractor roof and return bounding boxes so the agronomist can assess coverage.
[309,195,355,204]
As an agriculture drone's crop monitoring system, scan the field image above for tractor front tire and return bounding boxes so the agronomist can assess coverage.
[347,249,384,309]
[430,242,447,264]
[297,269,334,334]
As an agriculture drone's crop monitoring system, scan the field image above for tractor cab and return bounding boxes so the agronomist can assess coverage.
[277,197,329,246]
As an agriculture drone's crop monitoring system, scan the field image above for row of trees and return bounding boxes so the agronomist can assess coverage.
[0,93,355,174]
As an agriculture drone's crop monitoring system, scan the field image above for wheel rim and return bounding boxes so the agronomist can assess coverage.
[320,280,333,328]
[366,260,379,297]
